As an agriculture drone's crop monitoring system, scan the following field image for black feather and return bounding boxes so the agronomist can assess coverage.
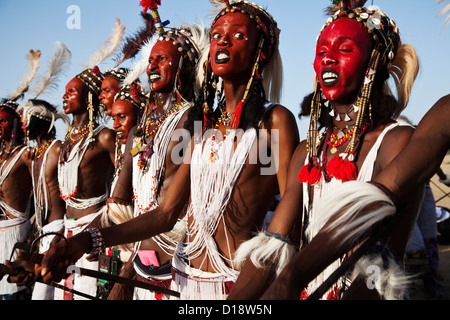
[115,12,156,66]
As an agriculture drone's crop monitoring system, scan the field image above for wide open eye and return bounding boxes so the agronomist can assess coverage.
[212,32,222,41]
[233,32,245,40]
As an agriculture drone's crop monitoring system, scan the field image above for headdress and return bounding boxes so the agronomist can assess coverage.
[202,0,282,130]
[18,42,71,146]
[114,81,148,113]
[127,1,209,138]
[0,49,41,151]
[299,1,419,184]
[0,49,42,117]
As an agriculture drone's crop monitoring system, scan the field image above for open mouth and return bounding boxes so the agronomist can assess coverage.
[214,49,230,64]
[148,72,162,83]
[62,100,68,110]
[116,131,124,139]
[321,68,339,87]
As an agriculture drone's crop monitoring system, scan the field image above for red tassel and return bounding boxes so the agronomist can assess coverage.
[139,0,161,13]
[326,155,343,179]
[231,100,245,129]
[308,165,321,184]
[298,162,321,185]
[298,164,311,183]
[92,65,103,76]
[341,160,357,182]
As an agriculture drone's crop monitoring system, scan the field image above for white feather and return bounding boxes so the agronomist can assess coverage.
[353,251,414,300]
[122,37,156,88]
[234,231,297,276]
[18,100,70,134]
[9,49,41,101]
[307,180,396,248]
[83,19,125,68]
[30,42,71,98]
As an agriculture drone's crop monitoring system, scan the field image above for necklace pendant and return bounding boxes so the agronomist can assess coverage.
[130,143,144,157]
[330,147,338,154]
[144,141,154,159]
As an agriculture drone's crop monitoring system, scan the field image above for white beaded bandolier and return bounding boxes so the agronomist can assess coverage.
[179,127,257,280]
[0,146,29,219]
[132,102,191,255]
[58,126,108,209]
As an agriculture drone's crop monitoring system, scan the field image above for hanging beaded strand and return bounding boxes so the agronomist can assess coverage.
[344,46,380,161]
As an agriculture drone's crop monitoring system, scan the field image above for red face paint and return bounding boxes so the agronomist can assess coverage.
[210,12,259,80]
[111,99,137,145]
[146,40,182,93]
[314,17,373,104]
[0,109,15,141]
[62,77,88,115]
[99,76,121,117]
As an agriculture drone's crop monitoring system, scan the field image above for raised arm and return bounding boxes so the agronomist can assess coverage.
[261,95,450,300]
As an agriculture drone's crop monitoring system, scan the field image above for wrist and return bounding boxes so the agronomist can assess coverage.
[84,228,105,255]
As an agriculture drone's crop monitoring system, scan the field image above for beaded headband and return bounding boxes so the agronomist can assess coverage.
[212,0,279,61]
[76,67,104,97]
[0,100,20,118]
[321,4,400,62]
[157,28,201,67]
[114,81,147,111]
[104,67,129,82]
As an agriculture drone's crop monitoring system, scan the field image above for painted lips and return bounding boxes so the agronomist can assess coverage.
[321,68,339,87]
[148,72,162,83]
[214,49,230,64]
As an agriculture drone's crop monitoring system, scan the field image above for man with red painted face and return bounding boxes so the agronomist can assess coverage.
[0,49,40,300]
[0,101,33,300]
[98,23,209,300]
[239,2,422,300]
[109,81,146,195]
[36,0,299,300]
[99,68,129,118]
[54,68,116,300]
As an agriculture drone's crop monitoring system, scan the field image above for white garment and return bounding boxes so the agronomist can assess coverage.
[0,146,31,295]
[176,127,257,290]
[302,122,403,299]
[171,246,236,300]
[131,103,190,299]
[53,210,103,300]
[32,139,59,229]
[31,219,64,300]
[58,126,108,209]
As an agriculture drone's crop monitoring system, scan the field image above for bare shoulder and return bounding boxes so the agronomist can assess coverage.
[97,127,116,148]
[381,124,414,147]
[261,104,297,131]
[376,123,414,172]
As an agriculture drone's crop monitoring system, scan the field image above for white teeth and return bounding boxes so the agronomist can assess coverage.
[322,72,338,83]
[217,53,229,60]
[150,74,161,80]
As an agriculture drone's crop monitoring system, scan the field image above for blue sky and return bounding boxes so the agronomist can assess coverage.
[0,0,448,138]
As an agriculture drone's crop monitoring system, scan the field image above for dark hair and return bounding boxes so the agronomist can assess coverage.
[26,99,58,139]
